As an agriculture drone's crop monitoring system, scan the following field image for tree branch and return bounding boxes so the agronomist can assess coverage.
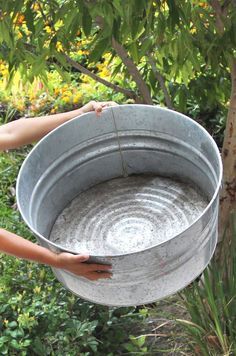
[148,56,174,110]
[111,37,153,105]
[209,0,228,34]
[22,40,137,101]
[63,54,138,100]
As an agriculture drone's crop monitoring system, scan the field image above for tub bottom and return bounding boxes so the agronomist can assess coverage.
[49,175,208,256]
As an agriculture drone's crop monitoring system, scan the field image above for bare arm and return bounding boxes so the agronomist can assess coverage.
[0,100,116,280]
[0,229,111,280]
[0,101,117,150]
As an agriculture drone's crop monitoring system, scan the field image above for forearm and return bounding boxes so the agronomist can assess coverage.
[0,228,60,267]
[0,108,84,150]
[0,101,117,151]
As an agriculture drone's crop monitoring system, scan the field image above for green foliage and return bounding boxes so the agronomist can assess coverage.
[0,254,149,355]
[179,214,236,355]
[0,145,149,355]
[0,256,98,355]
[0,0,233,143]
[124,334,148,354]
[0,106,18,124]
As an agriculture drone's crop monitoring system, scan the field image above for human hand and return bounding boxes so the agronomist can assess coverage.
[80,100,118,116]
[56,252,112,281]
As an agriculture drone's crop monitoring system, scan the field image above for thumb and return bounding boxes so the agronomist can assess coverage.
[74,254,89,263]
[95,107,102,116]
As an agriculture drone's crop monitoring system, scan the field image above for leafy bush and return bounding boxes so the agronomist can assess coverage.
[0,254,147,355]
[0,148,149,355]
[169,65,230,148]
[0,252,149,355]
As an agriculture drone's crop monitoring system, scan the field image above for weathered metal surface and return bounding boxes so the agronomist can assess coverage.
[50,176,208,255]
[16,105,222,306]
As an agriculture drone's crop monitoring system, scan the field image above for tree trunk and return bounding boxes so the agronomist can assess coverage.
[219,57,236,239]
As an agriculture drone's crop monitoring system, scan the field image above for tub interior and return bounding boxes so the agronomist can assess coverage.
[49,174,210,255]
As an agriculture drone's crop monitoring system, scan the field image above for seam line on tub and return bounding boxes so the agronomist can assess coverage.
[111,107,128,177]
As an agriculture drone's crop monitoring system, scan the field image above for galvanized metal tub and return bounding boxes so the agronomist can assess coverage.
[16,104,222,306]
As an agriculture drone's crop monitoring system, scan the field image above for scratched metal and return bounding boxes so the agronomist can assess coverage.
[50,176,208,255]
[16,105,222,306]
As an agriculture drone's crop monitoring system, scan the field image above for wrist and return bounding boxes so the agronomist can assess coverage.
[44,250,62,268]
[66,108,84,120]
[51,253,63,268]
[80,101,95,115]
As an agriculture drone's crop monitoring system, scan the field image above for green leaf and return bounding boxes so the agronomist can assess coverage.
[21,339,31,347]
[128,42,139,63]
[8,321,17,329]
[167,0,180,30]
[68,15,81,39]
[132,21,145,41]
[140,37,153,57]
[10,339,21,350]
[136,335,146,348]
[32,59,46,77]
[130,16,140,40]
[82,5,92,37]
[0,336,9,347]
[102,3,114,29]
[34,18,44,36]
[124,342,136,352]
[178,87,187,112]
[25,1,35,34]
[64,7,77,28]
[111,60,123,78]
[112,18,121,41]
[54,63,71,82]
[112,0,124,17]
[54,52,68,68]
[11,0,25,20]
[0,21,14,47]
[32,337,46,356]
[135,0,148,14]
[149,69,157,92]
[89,37,109,63]
[190,52,200,72]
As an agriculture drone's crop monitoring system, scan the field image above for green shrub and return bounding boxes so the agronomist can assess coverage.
[0,255,148,355]
[0,149,149,355]
[179,214,236,356]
